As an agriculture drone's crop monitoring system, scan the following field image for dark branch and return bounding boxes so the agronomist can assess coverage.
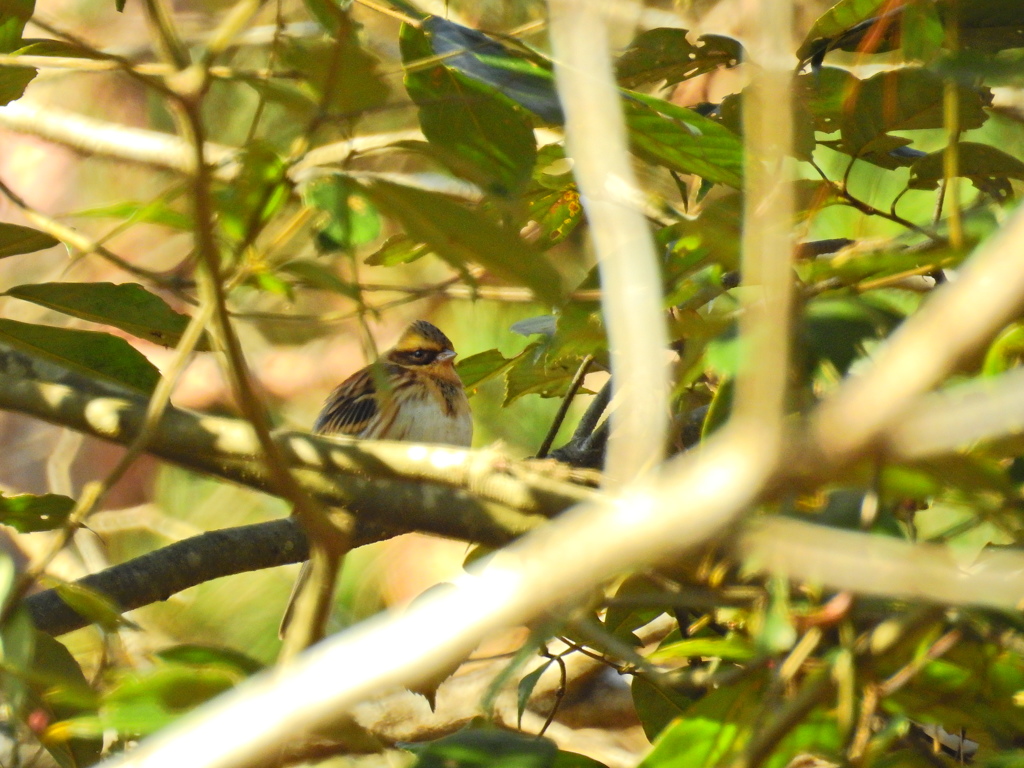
[26,519,308,636]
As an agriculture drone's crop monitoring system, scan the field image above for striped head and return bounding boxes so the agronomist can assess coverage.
[385,320,460,378]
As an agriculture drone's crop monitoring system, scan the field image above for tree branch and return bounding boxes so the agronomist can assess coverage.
[25,518,307,636]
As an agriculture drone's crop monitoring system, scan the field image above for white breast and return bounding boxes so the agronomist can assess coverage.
[387,397,473,447]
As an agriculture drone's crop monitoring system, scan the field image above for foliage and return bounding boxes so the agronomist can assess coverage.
[0,0,1021,767]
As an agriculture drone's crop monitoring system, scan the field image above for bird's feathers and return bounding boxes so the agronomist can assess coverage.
[313,320,472,447]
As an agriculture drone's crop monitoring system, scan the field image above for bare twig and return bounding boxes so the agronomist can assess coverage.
[536,355,594,459]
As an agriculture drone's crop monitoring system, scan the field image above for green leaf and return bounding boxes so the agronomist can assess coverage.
[401,23,537,195]
[6,282,208,349]
[303,174,381,252]
[517,661,551,728]
[900,0,945,62]
[0,0,34,53]
[279,17,389,119]
[637,671,768,768]
[418,16,562,124]
[410,729,558,768]
[0,222,59,257]
[30,632,102,768]
[155,645,264,676]
[624,92,744,189]
[604,574,666,646]
[800,0,1024,62]
[71,200,192,231]
[57,663,241,738]
[649,637,758,664]
[279,260,358,298]
[797,0,893,62]
[522,185,583,248]
[503,341,585,406]
[759,576,796,654]
[456,348,517,392]
[802,295,902,375]
[0,492,74,532]
[215,143,289,244]
[0,319,161,393]
[0,601,36,716]
[53,582,133,633]
[551,754,607,768]
[764,704,842,768]
[631,674,697,742]
[358,177,564,305]
[12,38,101,58]
[908,142,1024,191]
[364,233,431,267]
[616,28,744,88]
[0,64,35,104]
[835,68,991,159]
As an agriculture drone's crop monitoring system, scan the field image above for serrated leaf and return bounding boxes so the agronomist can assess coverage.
[522,185,583,248]
[359,177,564,304]
[456,348,517,392]
[624,92,744,188]
[616,28,744,88]
[503,342,584,405]
[836,68,991,160]
[303,175,381,252]
[908,142,1024,191]
[0,319,160,393]
[0,492,74,532]
[402,22,538,194]
[6,282,208,349]
[0,64,36,104]
[0,222,59,258]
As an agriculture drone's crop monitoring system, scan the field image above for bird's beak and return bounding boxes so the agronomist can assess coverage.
[437,349,456,362]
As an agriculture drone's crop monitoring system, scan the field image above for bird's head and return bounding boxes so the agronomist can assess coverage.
[386,320,459,375]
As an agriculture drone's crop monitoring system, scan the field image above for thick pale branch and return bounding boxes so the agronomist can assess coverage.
[813,201,1024,461]
[549,0,669,485]
[741,517,1024,610]
[0,349,573,541]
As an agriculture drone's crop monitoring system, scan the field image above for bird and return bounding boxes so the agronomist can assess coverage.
[280,320,473,638]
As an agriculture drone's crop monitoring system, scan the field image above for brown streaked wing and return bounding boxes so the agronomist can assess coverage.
[314,367,379,436]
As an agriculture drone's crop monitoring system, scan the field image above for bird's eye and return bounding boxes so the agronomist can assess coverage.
[410,349,429,360]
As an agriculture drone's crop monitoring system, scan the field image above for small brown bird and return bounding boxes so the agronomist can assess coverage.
[314,319,473,446]
[280,320,472,637]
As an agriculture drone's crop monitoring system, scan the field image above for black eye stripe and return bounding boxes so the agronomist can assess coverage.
[395,348,438,365]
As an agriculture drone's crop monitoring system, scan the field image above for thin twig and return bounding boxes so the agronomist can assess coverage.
[537,355,594,459]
